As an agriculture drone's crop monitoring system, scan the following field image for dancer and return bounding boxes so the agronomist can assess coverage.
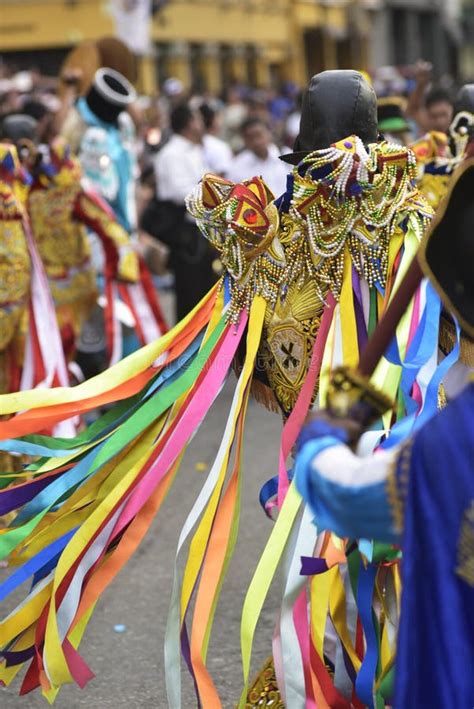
[295,157,474,709]
[0,142,74,437]
[0,71,437,706]
[61,66,138,235]
[411,83,474,210]
[27,137,139,363]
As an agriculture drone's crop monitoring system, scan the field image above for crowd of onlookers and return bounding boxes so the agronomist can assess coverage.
[0,57,469,321]
[0,58,465,188]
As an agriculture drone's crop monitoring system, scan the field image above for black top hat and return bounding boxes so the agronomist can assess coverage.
[418,158,474,338]
[85,68,137,125]
[281,70,378,165]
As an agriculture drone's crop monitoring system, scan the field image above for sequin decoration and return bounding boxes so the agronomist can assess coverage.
[0,147,30,352]
[188,137,432,325]
[244,656,284,709]
[188,138,432,415]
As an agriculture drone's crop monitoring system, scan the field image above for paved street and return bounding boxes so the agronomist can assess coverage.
[1,375,284,708]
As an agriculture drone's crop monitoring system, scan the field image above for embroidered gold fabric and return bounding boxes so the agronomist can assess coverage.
[28,184,91,269]
[261,274,324,417]
[188,138,431,417]
[243,656,284,709]
[386,439,413,535]
[411,131,460,211]
[417,173,451,211]
[28,185,97,311]
[0,158,30,352]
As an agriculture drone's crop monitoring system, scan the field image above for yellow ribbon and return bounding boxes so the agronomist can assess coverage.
[0,285,218,414]
[239,483,302,707]
[180,296,266,620]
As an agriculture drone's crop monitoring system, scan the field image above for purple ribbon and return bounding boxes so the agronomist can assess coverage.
[300,556,329,576]
[0,472,61,517]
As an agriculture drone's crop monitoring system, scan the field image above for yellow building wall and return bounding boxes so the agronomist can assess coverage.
[0,0,363,90]
[0,0,114,50]
[152,0,290,45]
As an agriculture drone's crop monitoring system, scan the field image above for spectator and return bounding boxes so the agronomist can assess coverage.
[227,117,290,197]
[21,99,53,143]
[199,103,232,177]
[145,104,217,321]
[406,60,454,136]
[424,87,454,134]
[377,97,412,146]
[221,86,247,151]
[155,104,206,203]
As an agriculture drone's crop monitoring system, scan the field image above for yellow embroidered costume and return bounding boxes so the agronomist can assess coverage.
[27,139,138,360]
[411,84,474,211]
[410,130,455,210]
[0,144,30,394]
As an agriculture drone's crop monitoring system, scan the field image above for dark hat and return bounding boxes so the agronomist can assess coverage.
[0,114,38,144]
[418,158,474,337]
[454,84,474,115]
[85,68,137,124]
[377,96,410,133]
[450,84,474,154]
[281,70,378,165]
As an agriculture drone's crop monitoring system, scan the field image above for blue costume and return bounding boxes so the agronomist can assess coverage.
[296,380,474,708]
[76,97,136,234]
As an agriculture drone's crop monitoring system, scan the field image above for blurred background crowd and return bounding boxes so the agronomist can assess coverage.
[1,0,473,325]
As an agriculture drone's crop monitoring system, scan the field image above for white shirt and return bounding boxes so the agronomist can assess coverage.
[202,133,233,177]
[227,144,290,197]
[155,134,208,204]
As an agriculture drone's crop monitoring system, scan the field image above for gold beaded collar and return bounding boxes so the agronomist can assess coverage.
[187,137,432,322]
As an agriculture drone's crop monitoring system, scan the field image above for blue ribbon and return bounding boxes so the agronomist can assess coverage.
[12,442,107,525]
[355,561,378,708]
[382,282,459,449]
[0,528,76,602]
[0,328,205,458]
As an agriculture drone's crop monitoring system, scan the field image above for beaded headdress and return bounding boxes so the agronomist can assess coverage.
[187,136,432,322]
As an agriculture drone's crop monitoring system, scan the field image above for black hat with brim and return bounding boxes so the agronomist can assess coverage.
[418,158,474,337]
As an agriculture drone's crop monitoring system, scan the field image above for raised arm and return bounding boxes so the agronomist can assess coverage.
[74,189,139,282]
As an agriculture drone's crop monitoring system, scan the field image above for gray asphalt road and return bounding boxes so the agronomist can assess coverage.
[1,379,284,709]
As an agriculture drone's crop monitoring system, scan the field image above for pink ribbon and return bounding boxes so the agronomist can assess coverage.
[22,217,76,436]
[277,294,337,508]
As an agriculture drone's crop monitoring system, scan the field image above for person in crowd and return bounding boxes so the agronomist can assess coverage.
[284,90,302,150]
[221,85,248,151]
[227,116,290,197]
[60,67,138,234]
[424,87,455,134]
[410,83,474,211]
[378,96,412,145]
[406,60,454,136]
[199,102,232,177]
[0,138,76,441]
[147,103,217,320]
[21,98,53,143]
